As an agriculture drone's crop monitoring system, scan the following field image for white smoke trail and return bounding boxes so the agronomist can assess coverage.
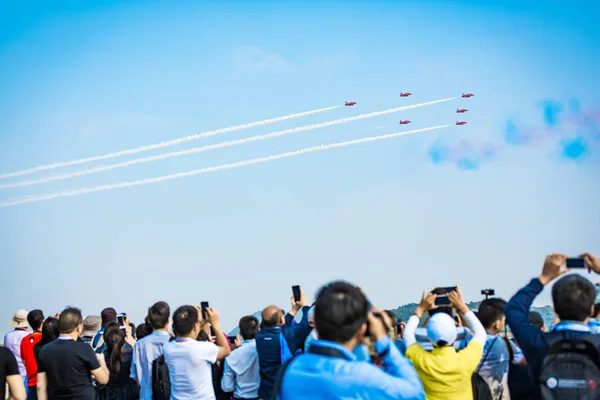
[0,98,457,189]
[0,125,451,208]
[0,106,340,180]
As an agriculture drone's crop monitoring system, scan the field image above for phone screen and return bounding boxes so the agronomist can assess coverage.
[117,315,125,326]
[201,302,209,318]
[292,285,301,302]
[432,287,457,305]
[566,258,585,269]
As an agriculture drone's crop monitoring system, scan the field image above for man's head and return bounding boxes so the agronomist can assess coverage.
[27,310,45,332]
[59,307,83,336]
[148,301,170,330]
[427,313,457,347]
[172,305,201,339]
[239,316,259,340]
[100,307,117,328]
[261,306,286,328]
[528,311,545,331]
[478,298,507,333]
[552,275,595,322]
[313,281,369,346]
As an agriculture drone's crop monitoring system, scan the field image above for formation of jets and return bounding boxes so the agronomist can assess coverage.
[344,92,473,126]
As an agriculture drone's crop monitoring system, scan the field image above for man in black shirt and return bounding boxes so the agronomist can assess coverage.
[0,347,26,400]
[37,308,109,400]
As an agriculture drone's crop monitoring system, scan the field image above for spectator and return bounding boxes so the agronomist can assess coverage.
[1,347,27,400]
[130,301,171,400]
[96,323,138,400]
[302,306,318,352]
[4,309,30,382]
[197,329,229,400]
[383,309,407,355]
[33,318,59,363]
[476,298,525,400]
[589,302,600,334]
[505,252,600,398]
[221,316,260,400]
[255,290,311,400]
[163,305,230,399]
[507,312,543,400]
[414,306,473,351]
[279,281,425,399]
[37,307,109,400]
[92,308,117,354]
[404,287,487,400]
[135,323,152,340]
[20,310,44,400]
[81,316,101,345]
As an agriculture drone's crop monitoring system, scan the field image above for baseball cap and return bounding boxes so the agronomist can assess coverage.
[427,312,457,346]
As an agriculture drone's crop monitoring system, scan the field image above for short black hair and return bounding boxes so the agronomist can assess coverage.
[528,311,544,328]
[552,275,595,321]
[59,307,83,334]
[314,281,369,343]
[429,306,453,317]
[172,305,199,336]
[101,308,117,328]
[136,323,152,340]
[478,298,507,329]
[27,310,45,331]
[239,316,259,340]
[148,301,170,330]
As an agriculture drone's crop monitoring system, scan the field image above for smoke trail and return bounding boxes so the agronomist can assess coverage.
[0,125,451,208]
[0,98,457,189]
[0,105,340,180]
[429,99,600,169]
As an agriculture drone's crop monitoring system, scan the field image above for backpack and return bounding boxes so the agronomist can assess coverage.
[539,332,600,400]
[152,355,170,400]
[472,337,496,400]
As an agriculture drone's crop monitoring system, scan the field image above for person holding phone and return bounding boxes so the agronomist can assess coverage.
[403,287,487,400]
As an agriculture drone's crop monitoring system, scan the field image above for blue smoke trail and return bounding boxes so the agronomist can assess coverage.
[427,98,599,169]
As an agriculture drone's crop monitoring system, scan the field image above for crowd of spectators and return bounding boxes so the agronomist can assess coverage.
[2,252,600,400]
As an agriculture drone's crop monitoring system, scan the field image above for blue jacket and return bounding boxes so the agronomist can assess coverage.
[505,278,593,399]
[256,307,311,400]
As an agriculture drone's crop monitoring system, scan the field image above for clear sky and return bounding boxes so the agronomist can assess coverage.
[1,0,599,333]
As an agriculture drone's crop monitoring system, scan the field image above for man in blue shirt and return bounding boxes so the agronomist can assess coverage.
[505,252,600,399]
[279,281,425,399]
[221,316,260,400]
[255,290,311,400]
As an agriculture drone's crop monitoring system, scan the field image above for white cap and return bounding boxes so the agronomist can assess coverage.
[427,313,457,346]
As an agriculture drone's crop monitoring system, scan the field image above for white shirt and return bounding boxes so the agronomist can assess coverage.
[3,329,29,377]
[163,338,219,400]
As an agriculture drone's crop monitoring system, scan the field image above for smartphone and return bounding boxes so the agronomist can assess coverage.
[432,286,457,305]
[292,285,301,302]
[228,336,237,344]
[200,302,209,319]
[117,313,126,326]
[566,258,585,269]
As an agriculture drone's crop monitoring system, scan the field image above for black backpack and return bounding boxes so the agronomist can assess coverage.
[152,355,170,400]
[472,337,496,400]
[539,332,600,400]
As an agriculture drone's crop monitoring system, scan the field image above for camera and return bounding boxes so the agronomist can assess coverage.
[481,289,495,296]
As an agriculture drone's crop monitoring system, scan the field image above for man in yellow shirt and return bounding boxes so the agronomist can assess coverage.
[404,288,487,400]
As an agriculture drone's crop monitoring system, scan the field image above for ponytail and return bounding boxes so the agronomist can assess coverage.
[104,327,125,374]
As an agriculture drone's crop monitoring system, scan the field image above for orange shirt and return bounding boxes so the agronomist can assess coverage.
[20,332,42,387]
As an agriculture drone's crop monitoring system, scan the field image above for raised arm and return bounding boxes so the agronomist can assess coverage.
[405,291,437,348]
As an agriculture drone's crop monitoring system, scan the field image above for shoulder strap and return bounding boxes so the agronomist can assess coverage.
[270,357,295,400]
[502,336,514,363]
[476,337,498,374]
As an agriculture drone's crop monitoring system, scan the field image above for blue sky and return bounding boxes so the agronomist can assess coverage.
[1,0,599,332]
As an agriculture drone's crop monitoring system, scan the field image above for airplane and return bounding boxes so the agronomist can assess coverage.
[462,93,474,98]
[399,120,411,124]
[457,109,468,113]
[400,92,412,97]
[345,101,356,106]
[456,121,467,125]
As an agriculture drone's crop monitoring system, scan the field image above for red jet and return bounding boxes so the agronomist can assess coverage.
[462,93,474,98]
[399,120,411,124]
[457,109,468,113]
[345,101,356,106]
[400,92,412,97]
[456,121,467,125]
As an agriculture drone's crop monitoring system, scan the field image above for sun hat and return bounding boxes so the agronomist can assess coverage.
[9,309,29,329]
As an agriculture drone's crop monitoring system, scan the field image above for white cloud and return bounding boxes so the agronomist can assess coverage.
[231,46,296,72]
[305,48,357,73]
